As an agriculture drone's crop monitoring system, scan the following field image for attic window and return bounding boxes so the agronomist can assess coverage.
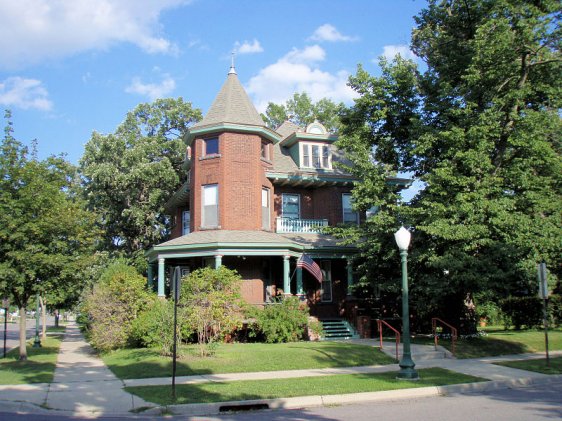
[300,142,332,170]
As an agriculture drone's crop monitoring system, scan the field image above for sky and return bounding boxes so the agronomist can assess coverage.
[0,0,427,165]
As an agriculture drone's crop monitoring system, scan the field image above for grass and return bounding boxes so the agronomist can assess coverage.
[103,341,395,380]
[410,327,562,359]
[494,356,562,375]
[0,327,65,384]
[126,367,485,405]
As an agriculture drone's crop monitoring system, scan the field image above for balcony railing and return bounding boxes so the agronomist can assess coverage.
[276,217,328,233]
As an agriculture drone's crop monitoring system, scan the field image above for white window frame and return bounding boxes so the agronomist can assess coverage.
[342,193,359,224]
[300,142,332,170]
[201,184,219,228]
[261,188,270,230]
[182,210,190,235]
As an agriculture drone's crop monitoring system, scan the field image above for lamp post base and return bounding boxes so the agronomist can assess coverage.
[397,355,419,380]
[32,336,42,348]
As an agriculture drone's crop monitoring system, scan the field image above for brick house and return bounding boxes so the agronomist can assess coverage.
[146,66,395,327]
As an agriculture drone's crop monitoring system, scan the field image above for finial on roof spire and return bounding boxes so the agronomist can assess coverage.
[228,51,237,75]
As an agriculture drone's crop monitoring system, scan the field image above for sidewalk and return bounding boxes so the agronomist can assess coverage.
[0,323,560,418]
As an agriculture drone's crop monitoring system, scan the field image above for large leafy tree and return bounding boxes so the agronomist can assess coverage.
[79,98,201,267]
[0,111,99,359]
[262,92,345,133]
[338,0,561,331]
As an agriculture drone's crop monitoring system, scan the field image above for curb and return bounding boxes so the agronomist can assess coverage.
[141,375,562,417]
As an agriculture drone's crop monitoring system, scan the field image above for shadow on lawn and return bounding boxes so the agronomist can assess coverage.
[1,337,62,384]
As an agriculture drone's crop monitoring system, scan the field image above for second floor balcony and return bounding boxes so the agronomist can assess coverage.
[276,217,328,234]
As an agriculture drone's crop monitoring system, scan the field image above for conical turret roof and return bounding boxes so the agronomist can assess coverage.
[192,68,265,129]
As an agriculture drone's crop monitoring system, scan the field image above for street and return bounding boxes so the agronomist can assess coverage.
[0,380,560,421]
[1,317,42,357]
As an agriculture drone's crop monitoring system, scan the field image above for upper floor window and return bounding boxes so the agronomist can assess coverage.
[281,194,300,219]
[300,143,331,170]
[262,188,270,230]
[261,141,270,161]
[342,193,359,224]
[203,137,219,156]
[182,210,190,235]
[202,184,218,228]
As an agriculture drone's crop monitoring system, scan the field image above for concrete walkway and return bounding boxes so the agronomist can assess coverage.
[0,323,561,418]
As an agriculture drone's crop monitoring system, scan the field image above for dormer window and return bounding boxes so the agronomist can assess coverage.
[203,137,219,156]
[300,142,332,170]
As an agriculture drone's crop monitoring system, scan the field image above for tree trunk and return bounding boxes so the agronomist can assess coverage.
[40,296,47,341]
[18,306,27,361]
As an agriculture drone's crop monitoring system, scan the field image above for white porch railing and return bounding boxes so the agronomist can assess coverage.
[276,217,328,233]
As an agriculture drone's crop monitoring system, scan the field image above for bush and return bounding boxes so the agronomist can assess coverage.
[82,261,153,352]
[248,297,310,343]
[179,266,244,356]
[500,296,543,330]
[549,295,561,327]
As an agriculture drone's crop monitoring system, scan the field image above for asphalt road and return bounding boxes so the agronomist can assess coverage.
[1,317,44,357]
[0,380,560,421]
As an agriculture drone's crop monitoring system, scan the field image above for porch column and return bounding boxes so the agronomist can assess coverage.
[283,255,291,295]
[147,264,154,291]
[296,266,303,296]
[215,254,223,269]
[157,258,165,297]
[347,259,354,296]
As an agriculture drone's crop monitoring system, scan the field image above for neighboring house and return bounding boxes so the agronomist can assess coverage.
[146,66,404,325]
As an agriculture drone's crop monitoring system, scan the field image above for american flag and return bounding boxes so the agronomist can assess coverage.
[297,254,323,283]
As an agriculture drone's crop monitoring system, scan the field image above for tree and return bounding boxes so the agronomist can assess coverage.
[79,98,202,268]
[338,0,561,332]
[262,92,345,133]
[0,111,99,359]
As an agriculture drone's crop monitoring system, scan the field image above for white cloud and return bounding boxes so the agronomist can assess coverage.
[0,0,189,69]
[380,44,417,61]
[236,39,264,54]
[0,77,53,111]
[246,46,357,112]
[309,24,357,42]
[125,74,176,101]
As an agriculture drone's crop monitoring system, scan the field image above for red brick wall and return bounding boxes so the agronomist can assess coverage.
[190,132,274,232]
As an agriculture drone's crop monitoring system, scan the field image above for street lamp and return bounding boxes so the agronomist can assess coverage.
[394,226,418,380]
[33,294,41,348]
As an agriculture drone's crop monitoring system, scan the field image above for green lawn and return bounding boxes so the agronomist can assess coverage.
[126,367,485,405]
[495,356,562,375]
[0,329,65,384]
[103,341,394,380]
[411,328,562,359]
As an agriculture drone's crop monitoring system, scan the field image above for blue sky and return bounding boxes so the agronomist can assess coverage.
[0,0,426,165]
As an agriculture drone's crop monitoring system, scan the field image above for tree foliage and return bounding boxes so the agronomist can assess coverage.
[0,110,99,359]
[262,92,345,132]
[337,0,561,332]
[79,98,201,267]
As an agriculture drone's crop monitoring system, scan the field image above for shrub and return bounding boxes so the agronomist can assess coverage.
[130,299,191,356]
[248,297,310,343]
[82,261,153,352]
[548,295,561,327]
[179,266,244,356]
[500,296,543,330]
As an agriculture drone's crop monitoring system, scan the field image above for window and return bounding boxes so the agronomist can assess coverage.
[342,193,359,224]
[281,194,300,219]
[320,260,332,302]
[202,184,218,227]
[203,137,219,156]
[300,143,331,169]
[262,188,270,230]
[182,211,190,235]
[261,141,270,161]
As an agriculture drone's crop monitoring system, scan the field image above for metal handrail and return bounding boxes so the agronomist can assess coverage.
[376,319,400,362]
[432,317,458,357]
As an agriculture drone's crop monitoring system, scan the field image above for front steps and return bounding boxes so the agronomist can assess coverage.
[320,319,360,340]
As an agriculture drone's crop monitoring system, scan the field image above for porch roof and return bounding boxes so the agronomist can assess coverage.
[146,230,356,262]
